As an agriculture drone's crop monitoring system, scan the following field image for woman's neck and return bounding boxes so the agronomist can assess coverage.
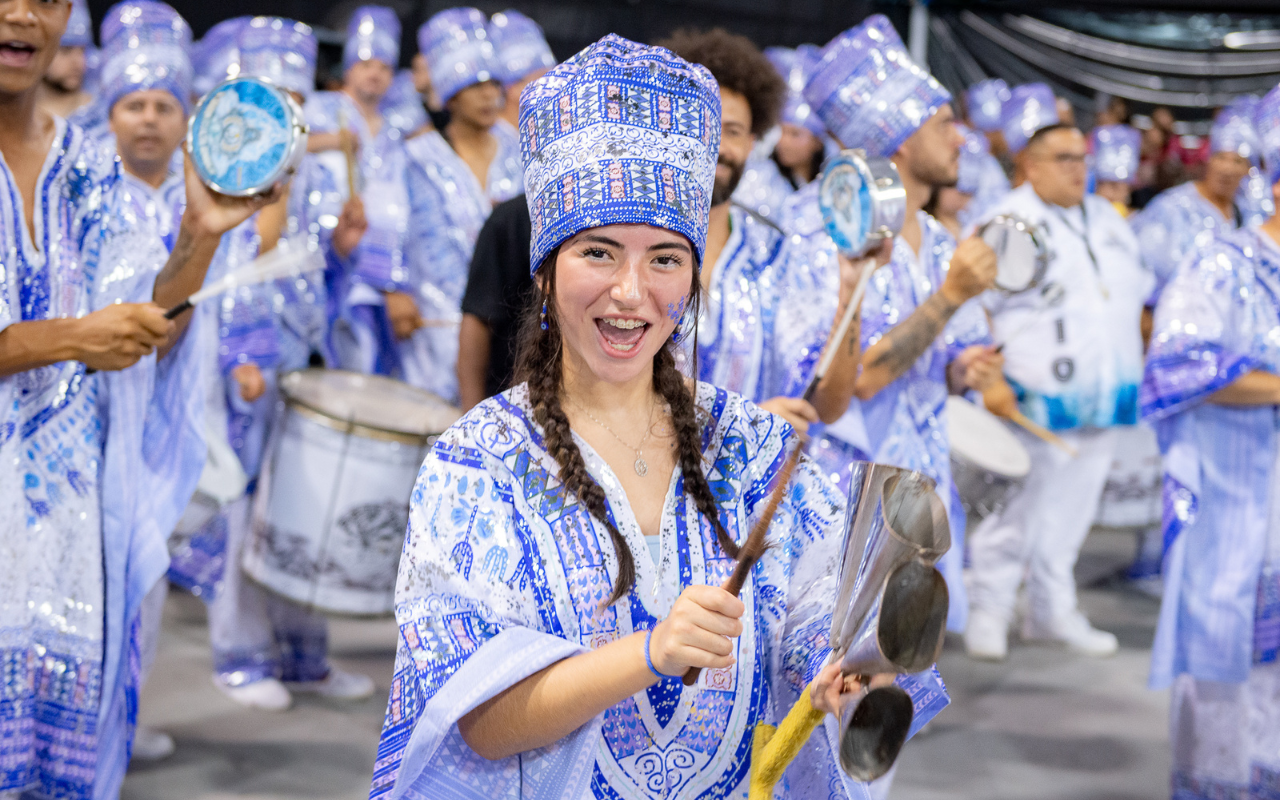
[561,348,658,416]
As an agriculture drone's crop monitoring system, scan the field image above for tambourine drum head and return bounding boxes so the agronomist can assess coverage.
[982,220,1042,292]
[820,159,873,257]
[191,78,295,195]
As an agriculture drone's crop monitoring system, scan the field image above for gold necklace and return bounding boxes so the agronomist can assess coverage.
[572,400,657,477]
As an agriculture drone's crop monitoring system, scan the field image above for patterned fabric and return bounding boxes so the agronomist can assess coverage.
[369,382,949,800]
[978,183,1150,431]
[192,16,250,97]
[999,83,1058,155]
[770,44,824,137]
[966,78,1009,133]
[1237,166,1275,228]
[956,123,990,195]
[63,0,93,47]
[236,17,317,98]
[955,149,1010,231]
[1142,226,1280,688]
[519,33,722,272]
[344,5,400,69]
[489,9,557,85]
[380,70,429,137]
[118,170,185,253]
[99,0,193,113]
[732,148,798,225]
[803,14,950,156]
[1130,182,1241,305]
[418,8,501,105]
[0,118,205,800]
[1092,125,1140,185]
[1211,95,1261,163]
[386,123,523,401]
[1170,663,1280,800]
[1258,83,1280,185]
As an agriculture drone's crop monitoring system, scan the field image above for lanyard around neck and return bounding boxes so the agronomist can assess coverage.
[1052,202,1108,297]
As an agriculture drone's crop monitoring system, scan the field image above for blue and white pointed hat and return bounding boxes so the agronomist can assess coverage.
[1000,83,1058,154]
[1212,95,1261,163]
[343,6,400,70]
[489,9,555,85]
[236,17,317,98]
[99,0,193,112]
[419,7,500,105]
[519,34,721,273]
[1091,124,1140,184]
[966,78,1009,133]
[62,0,93,48]
[769,44,824,137]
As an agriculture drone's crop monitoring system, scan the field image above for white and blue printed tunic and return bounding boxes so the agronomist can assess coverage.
[370,383,949,800]
[0,119,205,799]
[1130,181,1244,305]
[1142,226,1280,689]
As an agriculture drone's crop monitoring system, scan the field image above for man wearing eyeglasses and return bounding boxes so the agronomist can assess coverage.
[965,122,1153,662]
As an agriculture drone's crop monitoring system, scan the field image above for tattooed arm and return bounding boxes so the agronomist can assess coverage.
[853,236,997,402]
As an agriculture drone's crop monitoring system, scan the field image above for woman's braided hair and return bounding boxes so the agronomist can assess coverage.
[514,250,737,606]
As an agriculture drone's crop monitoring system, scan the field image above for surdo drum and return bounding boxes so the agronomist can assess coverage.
[947,396,1031,520]
[819,150,907,257]
[189,76,309,196]
[243,370,460,615]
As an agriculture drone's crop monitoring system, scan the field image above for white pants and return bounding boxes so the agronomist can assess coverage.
[967,427,1117,625]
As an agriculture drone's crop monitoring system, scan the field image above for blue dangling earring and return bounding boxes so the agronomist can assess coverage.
[540,301,548,331]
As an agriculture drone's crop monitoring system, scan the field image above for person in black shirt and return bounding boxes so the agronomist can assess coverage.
[458,194,533,410]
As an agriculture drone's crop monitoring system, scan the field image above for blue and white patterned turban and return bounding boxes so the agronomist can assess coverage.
[236,17,316,98]
[956,123,989,195]
[803,15,950,157]
[1256,84,1280,184]
[1000,83,1058,154]
[419,8,500,105]
[100,0,192,113]
[966,78,1009,133]
[192,17,249,98]
[343,6,400,71]
[519,34,721,274]
[61,0,93,48]
[1211,95,1261,163]
[769,43,824,137]
[489,9,556,86]
[1091,124,1140,184]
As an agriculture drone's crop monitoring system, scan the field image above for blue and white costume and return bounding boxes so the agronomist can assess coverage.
[390,8,522,402]
[967,181,1152,636]
[0,122,204,797]
[370,33,947,800]
[1139,85,1280,799]
[955,123,1009,230]
[998,83,1058,157]
[965,78,1009,135]
[792,15,986,634]
[489,9,557,86]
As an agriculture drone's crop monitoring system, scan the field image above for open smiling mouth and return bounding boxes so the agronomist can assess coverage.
[596,317,648,353]
[0,41,36,68]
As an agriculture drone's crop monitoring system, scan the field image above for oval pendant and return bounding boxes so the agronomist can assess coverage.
[634,457,648,477]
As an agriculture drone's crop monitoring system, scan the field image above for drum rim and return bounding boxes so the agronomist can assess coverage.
[981,213,1050,294]
[945,395,1032,477]
[188,75,310,198]
[820,150,875,256]
[280,368,459,443]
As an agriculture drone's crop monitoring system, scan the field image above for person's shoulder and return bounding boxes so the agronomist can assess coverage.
[779,180,823,237]
[432,384,536,468]
[695,382,796,456]
[404,127,450,164]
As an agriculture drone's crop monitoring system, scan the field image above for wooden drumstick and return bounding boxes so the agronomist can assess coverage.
[682,444,803,687]
[1010,411,1078,457]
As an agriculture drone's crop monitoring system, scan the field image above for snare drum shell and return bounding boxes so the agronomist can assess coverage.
[189,76,309,197]
[1094,424,1162,529]
[244,403,432,615]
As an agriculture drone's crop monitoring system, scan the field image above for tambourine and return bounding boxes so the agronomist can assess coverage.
[978,213,1050,293]
[818,150,906,258]
[188,77,309,197]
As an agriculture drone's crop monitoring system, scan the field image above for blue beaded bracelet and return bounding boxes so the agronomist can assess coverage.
[644,627,668,679]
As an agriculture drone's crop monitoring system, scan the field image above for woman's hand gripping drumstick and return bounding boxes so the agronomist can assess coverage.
[668,444,804,687]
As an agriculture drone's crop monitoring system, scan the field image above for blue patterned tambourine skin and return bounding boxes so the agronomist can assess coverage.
[819,153,874,257]
[190,78,294,195]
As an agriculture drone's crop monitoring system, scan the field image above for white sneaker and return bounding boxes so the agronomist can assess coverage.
[965,609,1009,661]
[1022,611,1119,657]
[132,727,175,761]
[288,668,376,700]
[212,674,293,711]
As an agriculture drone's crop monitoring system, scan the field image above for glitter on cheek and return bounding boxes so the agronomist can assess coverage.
[666,295,687,323]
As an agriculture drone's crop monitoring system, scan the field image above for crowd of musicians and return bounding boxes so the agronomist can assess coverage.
[2,0,1277,797]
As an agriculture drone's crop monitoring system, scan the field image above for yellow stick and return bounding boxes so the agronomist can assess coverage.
[1011,411,1078,457]
[749,684,826,800]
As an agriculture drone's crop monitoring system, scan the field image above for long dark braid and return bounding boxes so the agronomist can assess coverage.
[514,253,735,605]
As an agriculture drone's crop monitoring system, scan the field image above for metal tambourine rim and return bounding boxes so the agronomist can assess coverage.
[819,151,875,257]
[187,75,310,198]
[979,214,1050,293]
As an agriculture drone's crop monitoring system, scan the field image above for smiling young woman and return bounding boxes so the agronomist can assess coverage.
[367,34,930,800]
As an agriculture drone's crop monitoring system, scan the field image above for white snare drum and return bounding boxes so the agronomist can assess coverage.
[819,150,906,257]
[244,370,460,615]
[979,214,1050,294]
[189,76,309,196]
[947,396,1030,519]
[1095,424,1162,529]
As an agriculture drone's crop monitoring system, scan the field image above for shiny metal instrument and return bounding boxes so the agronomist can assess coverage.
[978,213,1051,294]
[188,76,309,196]
[819,150,906,257]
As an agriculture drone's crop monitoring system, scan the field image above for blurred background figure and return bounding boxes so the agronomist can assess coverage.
[1092,124,1142,215]
[489,9,556,130]
[37,0,94,119]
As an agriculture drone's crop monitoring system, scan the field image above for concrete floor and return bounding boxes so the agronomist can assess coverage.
[123,527,1169,799]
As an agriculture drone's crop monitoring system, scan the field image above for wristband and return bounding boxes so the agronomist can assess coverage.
[645,627,669,679]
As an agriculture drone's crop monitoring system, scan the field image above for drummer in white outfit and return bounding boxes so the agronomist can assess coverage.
[966,119,1153,661]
